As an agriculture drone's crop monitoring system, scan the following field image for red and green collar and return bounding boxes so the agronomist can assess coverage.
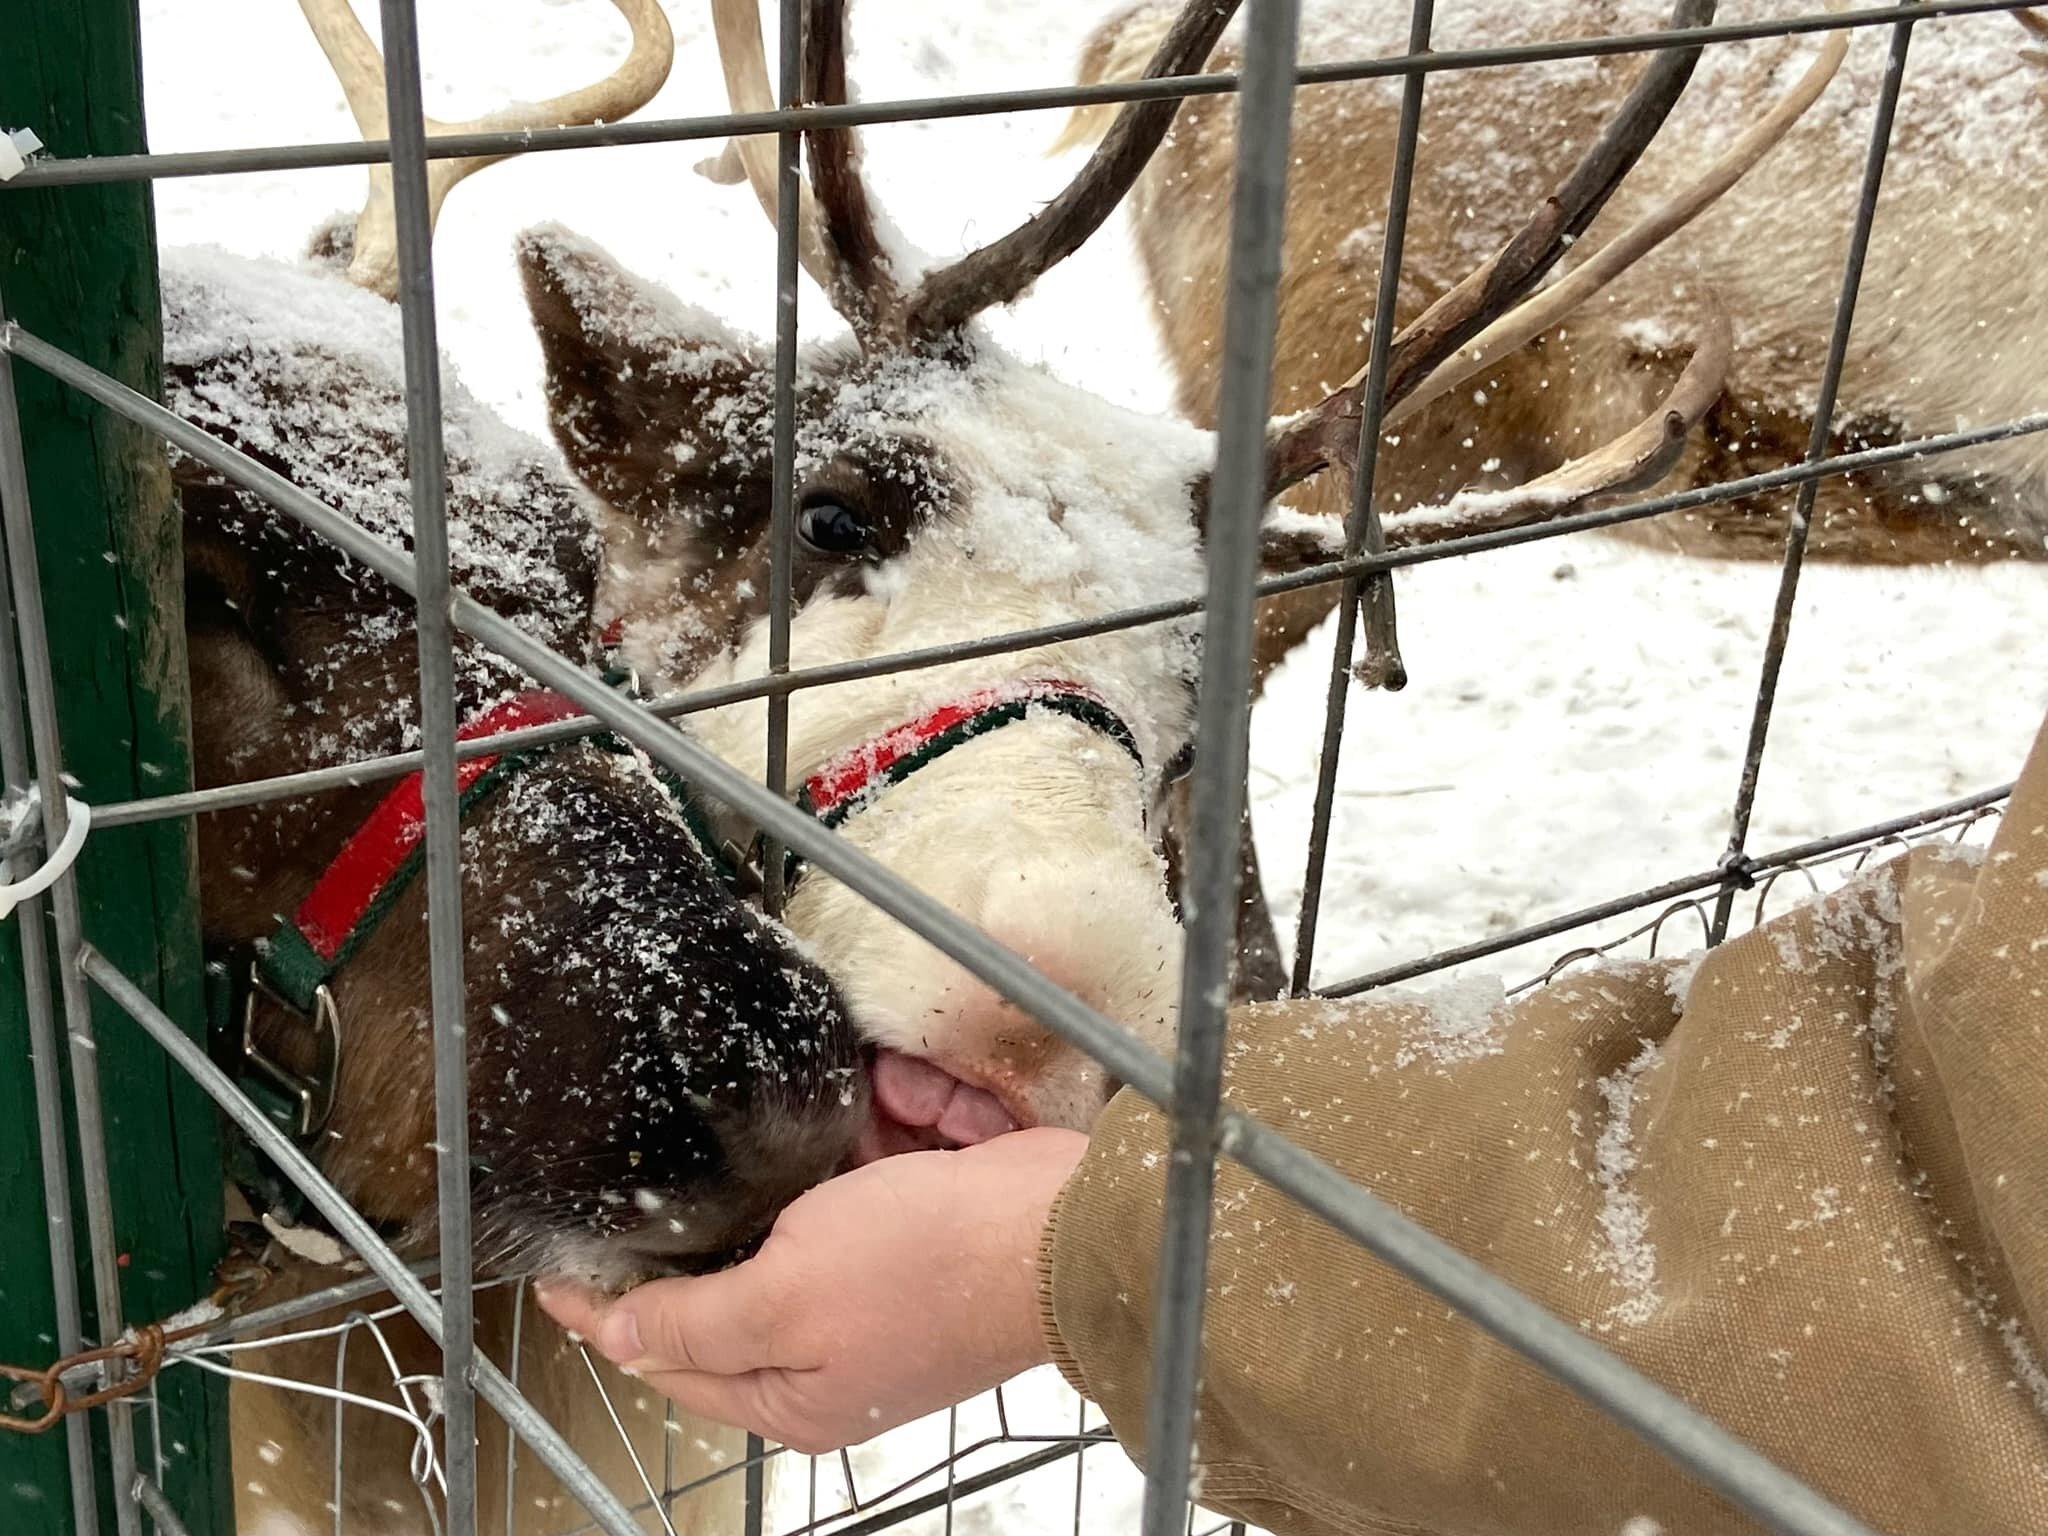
[803,679,1141,824]
[210,689,590,1149]
[212,683,738,1154]
[764,679,1145,888]
[233,674,1141,1056]
[265,691,588,1005]
[204,687,626,1233]
[594,617,1147,856]
[208,671,1143,1205]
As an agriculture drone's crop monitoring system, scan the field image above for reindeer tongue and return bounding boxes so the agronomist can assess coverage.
[868,1049,1019,1151]
[871,1049,957,1124]
[935,1080,1020,1146]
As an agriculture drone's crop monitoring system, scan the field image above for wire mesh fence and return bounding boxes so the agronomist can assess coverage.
[1,3,2043,1536]
[54,783,2012,1536]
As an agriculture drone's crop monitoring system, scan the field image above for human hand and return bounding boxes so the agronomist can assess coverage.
[534,1126,1089,1454]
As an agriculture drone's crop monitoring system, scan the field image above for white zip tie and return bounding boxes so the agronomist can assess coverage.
[0,127,45,182]
[0,794,90,920]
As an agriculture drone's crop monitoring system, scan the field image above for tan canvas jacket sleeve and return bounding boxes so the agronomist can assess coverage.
[1040,713,2048,1536]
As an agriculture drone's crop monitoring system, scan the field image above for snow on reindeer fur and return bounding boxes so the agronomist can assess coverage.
[160,246,603,761]
[758,341,1213,761]
[135,4,2048,1532]
[1273,1,2048,187]
[525,221,1218,773]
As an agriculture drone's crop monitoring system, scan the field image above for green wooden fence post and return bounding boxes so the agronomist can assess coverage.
[0,5,230,1536]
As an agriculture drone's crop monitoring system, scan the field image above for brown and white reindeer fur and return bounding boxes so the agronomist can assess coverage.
[173,5,866,1531]
[1068,1,2048,592]
[1050,1,2045,977]
[179,247,847,1535]
[518,0,1748,1097]
[521,227,1202,1128]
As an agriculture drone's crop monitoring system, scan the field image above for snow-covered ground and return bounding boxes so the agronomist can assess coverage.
[135,0,2048,1531]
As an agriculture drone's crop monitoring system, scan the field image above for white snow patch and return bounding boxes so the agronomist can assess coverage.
[1261,503,1348,557]
[1396,481,1579,538]
[1389,973,1512,1069]
[1592,1040,1665,1326]
[160,1298,225,1335]
[2002,1318,2048,1422]
[1663,950,1706,1010]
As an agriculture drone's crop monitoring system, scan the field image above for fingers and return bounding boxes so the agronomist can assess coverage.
[647,1366,866,1457]
[529,1279,656,1366]
[619,1261,796,1374]
[531,1278,607,1342]
[534,1257,797,1379]
[533,1282,838,1448]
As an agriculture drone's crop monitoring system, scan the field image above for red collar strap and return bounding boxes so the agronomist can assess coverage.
[252,689,587,1017]
[804,680,1144,823]
[267,677,1138,982]
[763,680,1145,890]
[219,681,737,1157]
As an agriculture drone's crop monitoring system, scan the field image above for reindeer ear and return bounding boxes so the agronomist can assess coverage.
[516,224,769,523]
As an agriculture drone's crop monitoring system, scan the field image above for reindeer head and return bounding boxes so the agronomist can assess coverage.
[521,0,1739,1152]
[173,1,867,1288]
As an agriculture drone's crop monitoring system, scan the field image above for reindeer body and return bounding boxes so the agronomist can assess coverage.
[169,248,861,1535]
[1079,1,2048,574]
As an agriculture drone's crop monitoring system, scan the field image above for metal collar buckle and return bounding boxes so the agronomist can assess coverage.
[240,961,342,1140]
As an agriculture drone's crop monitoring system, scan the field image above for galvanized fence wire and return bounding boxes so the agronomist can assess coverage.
[373,5,486,1526]
[0,3,2039,1536]
[0,291,148,1536]
[0,0,2030,191]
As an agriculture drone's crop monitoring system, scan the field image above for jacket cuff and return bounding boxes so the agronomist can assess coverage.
[1037,1176,1093,1400]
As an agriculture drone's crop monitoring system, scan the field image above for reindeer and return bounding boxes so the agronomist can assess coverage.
[1044,1,2047,985]
[1061,1,2048,667]
[168,3,862,1530]
[516,0,1751,1100]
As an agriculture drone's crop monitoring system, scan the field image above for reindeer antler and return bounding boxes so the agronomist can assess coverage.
[1387,304,1732,548]
[706,0,901,331]
[301,0,675,300]
[1381,20,1846,435]
[801,0,908,335]
[1259,306,1733,632]
[707,0,1237,344]
[1265,0,1720,499]
[899,0,1241,340]
[2014,5,2048,67]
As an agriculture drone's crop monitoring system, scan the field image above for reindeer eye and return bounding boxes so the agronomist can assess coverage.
[796,494,876,559]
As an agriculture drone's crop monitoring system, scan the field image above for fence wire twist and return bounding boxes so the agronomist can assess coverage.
[1,5,2040,1536]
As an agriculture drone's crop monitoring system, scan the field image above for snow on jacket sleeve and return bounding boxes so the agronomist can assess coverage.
[1038,712,2048,1536]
